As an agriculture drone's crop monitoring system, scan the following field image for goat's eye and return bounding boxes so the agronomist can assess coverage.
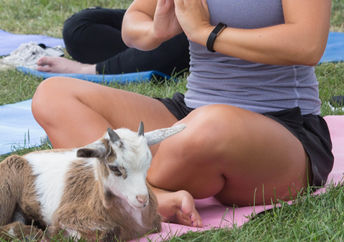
[109,165,122,176]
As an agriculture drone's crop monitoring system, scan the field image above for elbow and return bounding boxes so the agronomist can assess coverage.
[121,30,135,49]
[121,14,162,51]
[297,33,328,66]
[121,28,161,51]
[283,26,329,66]
[121,19,148,50]
[302,45,325,66]
[290,42,326,66]
[283,21,330,66]
[121,22,140,49]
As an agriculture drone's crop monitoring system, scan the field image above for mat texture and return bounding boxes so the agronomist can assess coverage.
[0,29,64,56]
[16,66,171,84]
[0,100,46,155]
[319,32,344,64]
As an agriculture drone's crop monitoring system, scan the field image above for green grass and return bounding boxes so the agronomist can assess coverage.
[0,0,131,37]
[331,0,344,31]
[1,0,344,241]
[317,62,344,115]
[172,184,344,241]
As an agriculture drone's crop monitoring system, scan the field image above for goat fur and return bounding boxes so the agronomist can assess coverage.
[0,123,185,241]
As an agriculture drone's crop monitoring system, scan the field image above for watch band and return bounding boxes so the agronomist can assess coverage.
[206,22,227,52]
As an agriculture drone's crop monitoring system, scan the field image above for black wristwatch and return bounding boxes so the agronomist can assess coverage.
[206,22,227,52]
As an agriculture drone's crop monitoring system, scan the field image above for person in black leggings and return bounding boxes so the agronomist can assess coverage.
[37,7,190,76]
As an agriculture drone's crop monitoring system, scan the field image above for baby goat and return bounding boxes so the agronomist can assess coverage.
[0,122,185,241]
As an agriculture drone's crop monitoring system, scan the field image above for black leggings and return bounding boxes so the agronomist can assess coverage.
[63,7,190,75]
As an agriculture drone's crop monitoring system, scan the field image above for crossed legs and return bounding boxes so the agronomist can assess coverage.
[149,105,309,205]
[32,77,310,227]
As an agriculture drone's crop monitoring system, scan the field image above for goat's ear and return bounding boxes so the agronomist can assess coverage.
[138,121,144,136]
[107,128,120,143]
[77,148,103,158]
[145,123,186,146]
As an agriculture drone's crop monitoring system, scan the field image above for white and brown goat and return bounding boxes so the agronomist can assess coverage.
[0,122,185,241]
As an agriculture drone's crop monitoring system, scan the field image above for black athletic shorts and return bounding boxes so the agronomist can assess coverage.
[157,92,334,187]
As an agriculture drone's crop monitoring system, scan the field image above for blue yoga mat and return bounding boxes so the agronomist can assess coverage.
[16,67,171,84]
[0,100,47,155]
[319,32,344,64]
[0,29,65,56]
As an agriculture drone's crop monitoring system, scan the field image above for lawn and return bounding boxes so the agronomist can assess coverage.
[1,0,344,241]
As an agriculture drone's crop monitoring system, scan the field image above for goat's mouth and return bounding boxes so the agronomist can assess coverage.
[126,199,148,210]
[132,203,147,210]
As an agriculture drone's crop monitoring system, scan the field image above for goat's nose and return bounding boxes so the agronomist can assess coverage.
[136,194,148,206]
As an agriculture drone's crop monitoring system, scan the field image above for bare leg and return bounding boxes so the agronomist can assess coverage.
[32,77,177,148]
[148,104,310,206]
[36,56,96,74]
[32,78,310,226]
[31,77,200,226]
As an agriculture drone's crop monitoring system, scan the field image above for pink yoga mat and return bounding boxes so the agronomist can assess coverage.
[138,115,344,241]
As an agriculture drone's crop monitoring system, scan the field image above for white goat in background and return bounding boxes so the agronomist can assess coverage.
[0,122,185,241]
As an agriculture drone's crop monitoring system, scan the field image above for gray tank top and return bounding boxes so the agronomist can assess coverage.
[184,0,321,115]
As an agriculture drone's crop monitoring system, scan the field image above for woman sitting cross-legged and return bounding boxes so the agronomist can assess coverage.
[32,0,333,227]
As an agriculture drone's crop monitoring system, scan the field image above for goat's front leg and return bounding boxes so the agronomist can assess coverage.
[49,222,121,241]
[0,221,45,241]
[52,213,122,241]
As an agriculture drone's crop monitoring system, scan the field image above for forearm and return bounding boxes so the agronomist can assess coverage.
[200,23,329,66]
[175,0,331,66]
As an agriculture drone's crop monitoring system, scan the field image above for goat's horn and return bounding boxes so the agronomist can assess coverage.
[145,123,186,146]
[107,128,120,143]
[138,121,144,136]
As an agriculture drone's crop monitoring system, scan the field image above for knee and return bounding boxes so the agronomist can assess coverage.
[62,15,77,48]
[33,77,61,102]
[63,10,92,56]
[32,77,67,124]
[62,11,85,46]
[176,105,245,163]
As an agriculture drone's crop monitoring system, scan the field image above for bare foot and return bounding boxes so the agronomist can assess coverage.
[36,56,96,74]
[154,189,202,227]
